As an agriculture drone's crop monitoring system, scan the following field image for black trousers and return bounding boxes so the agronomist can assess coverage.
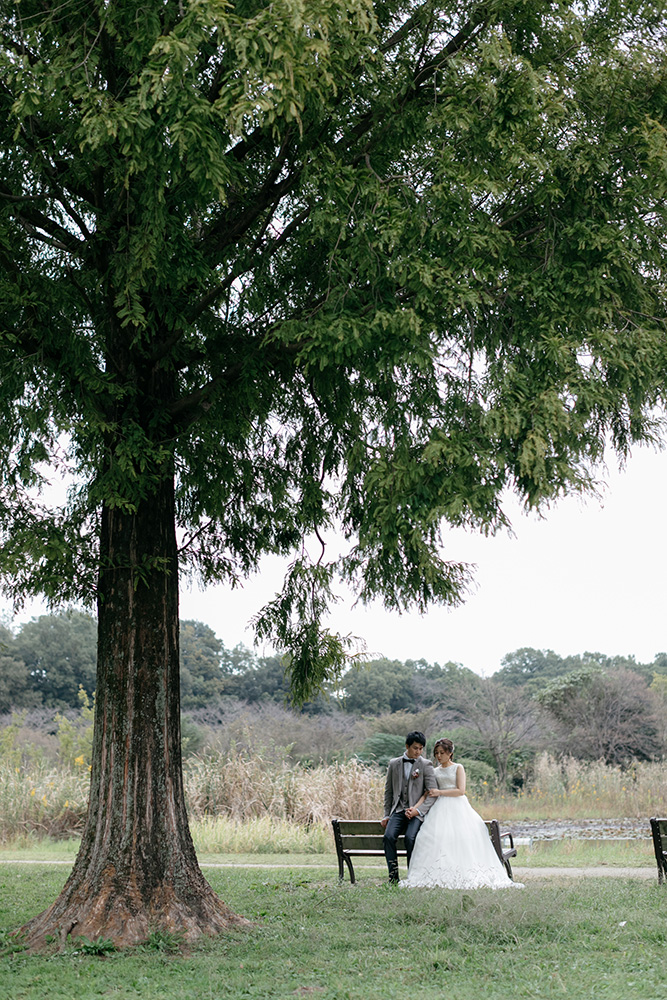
[383,810,422,881]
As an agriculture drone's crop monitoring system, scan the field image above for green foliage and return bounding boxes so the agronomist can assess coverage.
[179,714,207,757]
[222,653,290,703]
[13,612,97,709]
[1,0,667,704]
[411,660,483,715]
[0,711,27,769]
[179,619,226,709]
[537,665,606,714]
[75,936,117,956]
[494,648,573,691]
[650,672,667,703]
[436,727,499,772]
[220,647,335,713]
[141,929,184,954]
[356,732,407,768]
[456,757,497,787]
[0,614,263,712]
[252,560,358,706]
[496,647,663,692]
[0,623,39,713]
[342,658,415,715]
[55,687,95,768]
[652,652,667,677]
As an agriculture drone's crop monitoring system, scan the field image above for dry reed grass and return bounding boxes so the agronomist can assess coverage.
[2,749,666,845]
[0,759,89,841]
[184,749,384,824]
[474,753,667,820]
[0,749,384,842]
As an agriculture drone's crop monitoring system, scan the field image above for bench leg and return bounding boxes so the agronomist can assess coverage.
[337,854,356,883]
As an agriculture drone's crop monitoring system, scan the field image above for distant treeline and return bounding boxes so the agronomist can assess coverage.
[2,612,666,783]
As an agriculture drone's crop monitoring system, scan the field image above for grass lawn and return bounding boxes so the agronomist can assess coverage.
[0,863,665,1000]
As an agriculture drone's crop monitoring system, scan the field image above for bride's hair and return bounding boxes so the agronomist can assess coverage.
[433,738,455,760]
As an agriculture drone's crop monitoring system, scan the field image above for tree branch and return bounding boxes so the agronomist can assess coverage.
[187,204,311,325]
[210,6,491,263]
[8,197,87,256]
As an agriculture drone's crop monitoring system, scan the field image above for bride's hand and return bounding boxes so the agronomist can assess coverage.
[427,788,440,797]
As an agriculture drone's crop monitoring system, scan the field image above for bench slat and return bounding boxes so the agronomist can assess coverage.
[340,835,405,851]
[336,821,385,835]
[343,849,408,856]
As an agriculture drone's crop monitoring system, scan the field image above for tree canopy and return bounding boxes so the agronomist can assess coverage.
[2,0,667,687]
[341,657,416,714]
[179,618,226,708]
[537,665,664,764]
[1,0,667,948]
[12,611,98,708]
[494,647,661,692]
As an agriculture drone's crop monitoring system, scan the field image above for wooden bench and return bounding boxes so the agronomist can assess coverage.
[332,818,517,884]
[650,817,667,883]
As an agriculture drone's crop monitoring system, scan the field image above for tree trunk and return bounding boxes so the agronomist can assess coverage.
[19,474,246,949]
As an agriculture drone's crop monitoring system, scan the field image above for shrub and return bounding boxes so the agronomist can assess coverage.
[457,757,496,787]
[356,733,406,768]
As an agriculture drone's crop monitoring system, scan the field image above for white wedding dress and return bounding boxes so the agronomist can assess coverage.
[401,763,524,889]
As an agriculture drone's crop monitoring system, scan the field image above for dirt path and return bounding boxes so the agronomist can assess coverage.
[0,859,657,879]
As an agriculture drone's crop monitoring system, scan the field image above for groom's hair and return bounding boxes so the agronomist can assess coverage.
[405,731,426,749]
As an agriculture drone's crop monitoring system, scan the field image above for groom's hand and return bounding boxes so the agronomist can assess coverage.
[405,806,419,819]
[381,818,388,828]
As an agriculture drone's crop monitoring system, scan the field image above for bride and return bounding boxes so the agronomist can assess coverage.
[401,738,524,889]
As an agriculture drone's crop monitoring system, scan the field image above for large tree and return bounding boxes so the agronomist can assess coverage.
[1,0,667,947]
[13,611,98,707]
[537,666,665,763]
[179,618,226,708]
[341,657,416,714]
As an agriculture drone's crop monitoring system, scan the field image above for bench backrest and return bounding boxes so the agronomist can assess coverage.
[334,819,404,851]
[651,817,667,846]
[332,818,499,852]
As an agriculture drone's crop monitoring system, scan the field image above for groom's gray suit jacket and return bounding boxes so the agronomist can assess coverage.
[384,755,437,821]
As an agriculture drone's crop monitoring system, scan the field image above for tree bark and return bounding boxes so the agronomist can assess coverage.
[19,474,246,949]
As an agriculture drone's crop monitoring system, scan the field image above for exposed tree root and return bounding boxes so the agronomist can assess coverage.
[17,867,249,951]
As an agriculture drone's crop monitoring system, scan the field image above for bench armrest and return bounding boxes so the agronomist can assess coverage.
[499,830,517,858]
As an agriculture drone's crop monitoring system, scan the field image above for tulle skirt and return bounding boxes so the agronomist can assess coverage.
[401,795,524,889]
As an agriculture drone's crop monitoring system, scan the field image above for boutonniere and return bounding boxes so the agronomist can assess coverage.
[411,769,420,779]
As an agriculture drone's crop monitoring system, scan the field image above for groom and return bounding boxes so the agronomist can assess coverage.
[381,730,436,884]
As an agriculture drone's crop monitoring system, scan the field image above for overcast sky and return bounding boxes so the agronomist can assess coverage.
[177,442,667,675]
[3,443,665,677]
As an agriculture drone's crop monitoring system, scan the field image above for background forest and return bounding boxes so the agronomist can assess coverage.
[2,610,666,786]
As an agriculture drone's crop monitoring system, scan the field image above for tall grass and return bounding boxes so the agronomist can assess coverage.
[190,815,331,854]
[0,758,89,841]
[1,749,666,845]
[184,748,384,824]
[0,749,384,842]
[474,753,667,820]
